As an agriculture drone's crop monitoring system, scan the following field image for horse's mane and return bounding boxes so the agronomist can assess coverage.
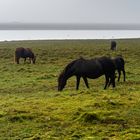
[65,60,77,71]
[58,59,79,81]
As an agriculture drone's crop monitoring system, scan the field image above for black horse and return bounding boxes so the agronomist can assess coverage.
[15,47,36,64]
[58,56,116,91]
[111,41,117,50]
[112,56,126,82]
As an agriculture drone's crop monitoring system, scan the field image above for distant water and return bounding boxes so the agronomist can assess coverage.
[0,30,140,41]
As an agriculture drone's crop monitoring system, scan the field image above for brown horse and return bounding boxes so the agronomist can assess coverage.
[15,47,36,64]
[58,56,116,91]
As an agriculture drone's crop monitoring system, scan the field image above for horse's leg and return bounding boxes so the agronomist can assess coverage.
[122,69,126,82]
[17,57,20,64]
[76,76,81,90]
[107,78,112,87]
[24,58,26,63]
[17,59,19,64]
[29,58,32,64]
[108,72,117,87]
[83,77,89,89]
[15,57,19,64]
[104,75,109,89]
[110,74,115,88]
[30,58,32,64]
[117,70,121,82]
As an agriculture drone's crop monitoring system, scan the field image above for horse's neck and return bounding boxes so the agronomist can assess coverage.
[63,60,76,80]
[64,70,74,80]
[24,50,34,57]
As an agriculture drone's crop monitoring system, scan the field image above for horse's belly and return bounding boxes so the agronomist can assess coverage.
[76,61,104,79]
[86,73,103,79]
[82,68,104,79]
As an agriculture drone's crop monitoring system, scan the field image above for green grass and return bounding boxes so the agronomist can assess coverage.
[0,39,140,139]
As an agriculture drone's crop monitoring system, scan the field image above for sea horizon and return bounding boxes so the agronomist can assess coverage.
[0,29,140,42]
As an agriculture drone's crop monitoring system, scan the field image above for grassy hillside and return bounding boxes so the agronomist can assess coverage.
[0,39,140,139]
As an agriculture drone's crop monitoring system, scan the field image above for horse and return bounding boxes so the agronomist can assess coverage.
[112,56,126,82]
[111,41,117,50]
[58,56,116,91]
[15,47,36,64]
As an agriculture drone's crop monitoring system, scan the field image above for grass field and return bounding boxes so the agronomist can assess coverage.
[0,39,140,140]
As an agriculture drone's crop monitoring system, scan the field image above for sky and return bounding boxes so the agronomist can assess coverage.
[0,0,140,24]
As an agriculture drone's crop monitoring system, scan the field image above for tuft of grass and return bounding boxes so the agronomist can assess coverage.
[76,112,100,124]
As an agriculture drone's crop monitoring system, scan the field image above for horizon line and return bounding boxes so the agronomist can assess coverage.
[0,23,140,30]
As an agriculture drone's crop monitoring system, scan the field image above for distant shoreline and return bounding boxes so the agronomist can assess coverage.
[0,23,140,30]
[1,38,140,43]
[0,29,140,42]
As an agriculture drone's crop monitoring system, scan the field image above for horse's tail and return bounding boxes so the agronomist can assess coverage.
[120,57,125,65]
[119,57,125,70]
[116,55,125,65]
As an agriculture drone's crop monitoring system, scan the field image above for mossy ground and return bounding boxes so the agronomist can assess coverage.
[0,39,140,139]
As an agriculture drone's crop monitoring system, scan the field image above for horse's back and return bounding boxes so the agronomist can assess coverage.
[73,58,101,70]
[15,47,34,58]
[15,47,24,52]
[63,57,115,79]
[15,47,25,57]
[72,58,106,78]
[97,56,116,74]
[24,48,34,57]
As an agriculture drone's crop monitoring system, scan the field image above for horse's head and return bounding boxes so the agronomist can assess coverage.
[58,71,67,91]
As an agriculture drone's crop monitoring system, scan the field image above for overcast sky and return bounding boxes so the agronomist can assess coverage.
[0,0,140,24]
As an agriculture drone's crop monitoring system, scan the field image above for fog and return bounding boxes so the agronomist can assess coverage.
[0,0,140,24]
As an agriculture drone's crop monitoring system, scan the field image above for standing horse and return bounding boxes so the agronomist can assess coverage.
[58,56,116,91]
[112,56,126,82]
[15,47,36,64]
[111,41,117,50]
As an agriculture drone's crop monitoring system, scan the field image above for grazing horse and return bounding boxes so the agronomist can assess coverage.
[112,56,126,82]
[58,56,116,91]
[15,47,36,64]
[111,41,117,50]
